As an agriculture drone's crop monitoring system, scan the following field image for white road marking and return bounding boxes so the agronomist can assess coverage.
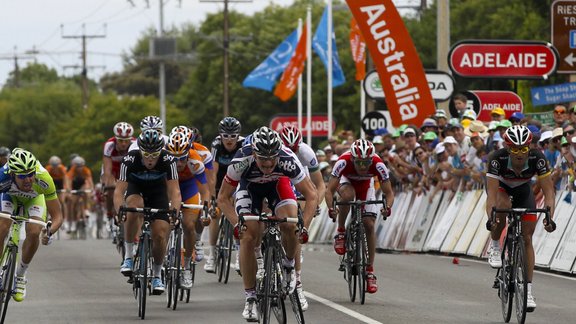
[304,291,383,324]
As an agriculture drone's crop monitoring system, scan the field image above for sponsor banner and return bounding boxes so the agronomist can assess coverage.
[346,0,436,127]
[270,114,335,137]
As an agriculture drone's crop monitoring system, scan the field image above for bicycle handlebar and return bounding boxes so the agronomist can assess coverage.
[0,212,51,228]
[241,214,300,224]
[181,203,205,210]
[335,199,386,206]
[491,206,556,231]
[118,206,176,216]
[57,189,93,194]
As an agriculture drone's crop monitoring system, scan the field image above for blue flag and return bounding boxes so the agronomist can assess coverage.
[312,7,346,87]
[242,28,299,91]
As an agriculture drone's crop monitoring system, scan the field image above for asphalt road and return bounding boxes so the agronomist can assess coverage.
[5,237,576,324]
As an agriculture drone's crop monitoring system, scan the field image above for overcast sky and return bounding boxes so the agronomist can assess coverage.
[0,0,421,86]
[0,0,296,86]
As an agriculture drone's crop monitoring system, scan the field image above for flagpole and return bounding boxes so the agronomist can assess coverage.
[360,82,366,138]
[327,0,333,141]
[297,19,303,131]
[306,6,312,145]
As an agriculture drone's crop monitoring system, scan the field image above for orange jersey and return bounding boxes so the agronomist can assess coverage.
[45,164,67,181]
[67,165,93,181]
[192,142,214,169]
[178,149,206,182]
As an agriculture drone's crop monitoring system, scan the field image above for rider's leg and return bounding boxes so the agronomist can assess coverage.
[337,184,355,230]
[123,194,144,260]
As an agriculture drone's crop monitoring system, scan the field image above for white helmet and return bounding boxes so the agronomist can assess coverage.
[504,125,532,146]
[350,139,374,159]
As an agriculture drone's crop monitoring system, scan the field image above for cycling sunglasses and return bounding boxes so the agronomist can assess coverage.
[14,171,35,179]
[509,146,529,155]
[255,154,278,161]
[221,133,239,139]
[353,159,372,167]
[141,150,161,159]
[174,154,188,161]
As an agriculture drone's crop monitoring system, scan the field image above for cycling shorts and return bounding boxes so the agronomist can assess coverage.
[125,182,170,222]
[339,176,378,215]
[235,176,296,217]
[182,193,201,216]
[498,181,537,222]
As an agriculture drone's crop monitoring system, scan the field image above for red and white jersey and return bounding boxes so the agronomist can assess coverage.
[103,137,136,179]
[331,152,390,183]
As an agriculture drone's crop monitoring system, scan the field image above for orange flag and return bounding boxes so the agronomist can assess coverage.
[349,18,366,81]
[274,25,308,101]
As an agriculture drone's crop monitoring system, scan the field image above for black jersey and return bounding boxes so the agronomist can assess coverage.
[486,148,550,188]
[211,135,244,191]
[118,150,178,188]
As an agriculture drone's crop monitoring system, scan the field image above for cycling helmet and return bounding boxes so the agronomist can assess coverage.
[350,139,375,159]
[48,155,62,167]
[138,129,164,152]
[8,148,38,173]
[0,146,10,158]
[280,126,303,151]
[219,117,241,134]
[171,126,193,143]
[113,122,134,139]
[140,116,163,132]
[251,126,282,157]
[72,156,86,167]
[189,127,201,143]
[504,125,532,147]
[167,131,191,156]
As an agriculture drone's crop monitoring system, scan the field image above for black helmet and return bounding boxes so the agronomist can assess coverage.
[219,117,241,135]
[251,126,281,157]
[137,129,164,152]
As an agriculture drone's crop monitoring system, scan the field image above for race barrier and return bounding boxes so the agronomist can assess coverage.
[308,189,576,274]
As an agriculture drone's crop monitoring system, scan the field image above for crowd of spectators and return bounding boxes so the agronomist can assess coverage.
[314,96,576,202]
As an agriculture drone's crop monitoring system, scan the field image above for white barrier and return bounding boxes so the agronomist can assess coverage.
[405,190,442,252]
[453,192,486,254]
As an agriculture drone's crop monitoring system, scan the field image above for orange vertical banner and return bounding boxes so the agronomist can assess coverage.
[350,18,366,81]
[274,25,308,102]
[345,0,435,127]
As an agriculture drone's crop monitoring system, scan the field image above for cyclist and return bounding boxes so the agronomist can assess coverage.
[102,122,135,221]
[0,148,63,301]
[189,126,216,263]
[325,138,395,294]
[0,146,10,166]
[45,156,68,228]
[279,125,326,311]
[485,125,556,311]
[166,127,210,289]
[65,156,94,232]
[115,129,181,295]
[128,116,168,152]
[210,117,244,273]
[217,126,318,322]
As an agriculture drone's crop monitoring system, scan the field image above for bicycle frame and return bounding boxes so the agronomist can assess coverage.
[335,198,387,305]
[492,207,551,324]
[0,211,49,324]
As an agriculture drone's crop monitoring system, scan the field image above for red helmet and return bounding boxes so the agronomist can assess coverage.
[350,139,374,159]
[280,126,302,151]
[114,122,134,139]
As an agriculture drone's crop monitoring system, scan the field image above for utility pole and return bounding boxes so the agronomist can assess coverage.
[200,0,252,118]
[0,47,36,88]
[62,24,106,109]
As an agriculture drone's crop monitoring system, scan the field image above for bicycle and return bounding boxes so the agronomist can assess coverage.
[66,189,92,240]
[490,207,555,324]
[165,210,183,310]
[175,202,208,304]
[240,213,305,324]
[0,211,51,324]
[212,197,234,284]
[118,206,175,320]
[334,197,387,305]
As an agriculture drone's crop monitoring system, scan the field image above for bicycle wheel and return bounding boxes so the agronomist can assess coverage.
[499,240,513,323]
[0,247,17,324]
[165,232,175,308]
[138,236,149,319]
[222,219,233,284]
[288,289,305,324]
[514,236,528,324]
[261,243,275,324]
[216,218,226,282]
[345,226,357,303]
[358,223,368,305]
[171,228,182,310]
[270,248,286,324]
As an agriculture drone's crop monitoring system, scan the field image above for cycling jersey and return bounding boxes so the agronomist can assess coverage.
[103,137,136,179]
[486,148,550,188]
[192,142,214,170]
[291,142,320,175]
[67,165,93,190]
[119,150,178,221]
[176,149,206,200]
[211,135,244,192]
[45,164,67,190]
[224,145,306,186]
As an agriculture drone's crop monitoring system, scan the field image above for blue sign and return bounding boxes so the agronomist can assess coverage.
[530,82,576,106]
[571,30,576,49]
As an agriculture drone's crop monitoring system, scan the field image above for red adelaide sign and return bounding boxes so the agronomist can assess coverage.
[346,0,435,127]
[270,115,335,137]
[449,41,559,79]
